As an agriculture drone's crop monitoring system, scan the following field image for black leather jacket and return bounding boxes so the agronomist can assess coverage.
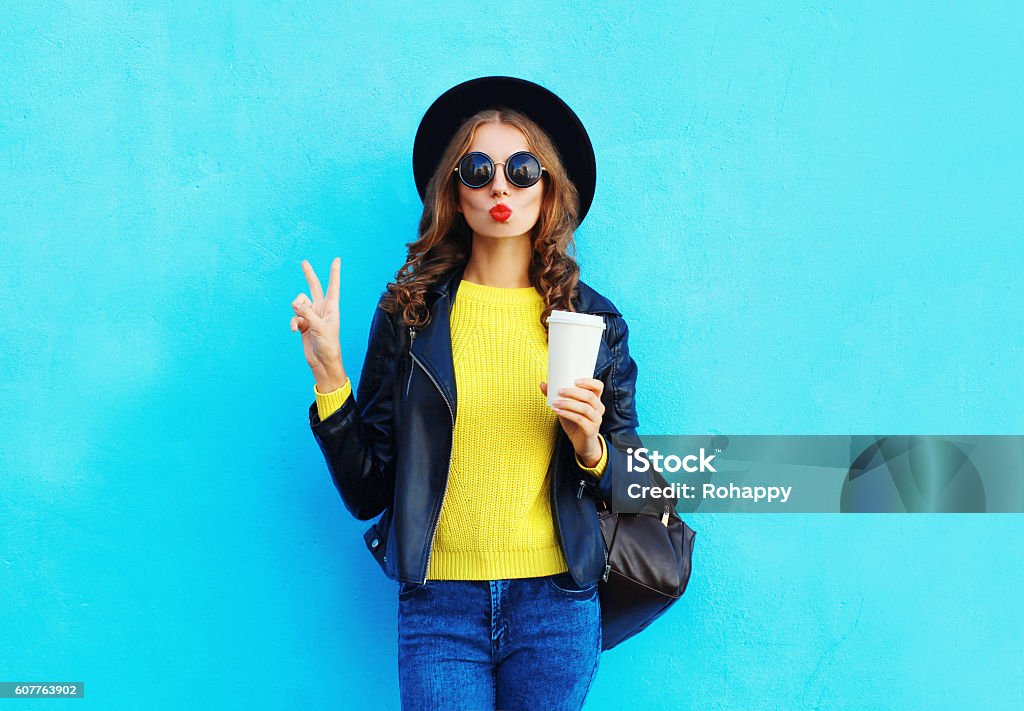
[308,263,666,588]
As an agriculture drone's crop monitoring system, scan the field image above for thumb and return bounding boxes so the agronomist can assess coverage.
[539,381,547,395]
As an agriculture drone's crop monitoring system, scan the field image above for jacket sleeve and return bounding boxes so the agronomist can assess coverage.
[308,304,398,520]
[578,313,674,514]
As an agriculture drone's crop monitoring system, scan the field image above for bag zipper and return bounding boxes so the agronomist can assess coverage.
[599,476,611,582]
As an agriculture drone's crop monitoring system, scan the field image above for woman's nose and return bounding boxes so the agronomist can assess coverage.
[490,164,510,196]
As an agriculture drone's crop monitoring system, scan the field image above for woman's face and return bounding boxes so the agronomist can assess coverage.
[456,122,544,240]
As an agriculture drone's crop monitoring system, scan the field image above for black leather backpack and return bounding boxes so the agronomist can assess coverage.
[597,499,696,650]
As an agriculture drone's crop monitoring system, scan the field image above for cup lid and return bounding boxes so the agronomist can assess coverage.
[546,310,606,328]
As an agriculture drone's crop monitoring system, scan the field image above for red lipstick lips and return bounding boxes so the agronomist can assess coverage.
[489,204,512,222]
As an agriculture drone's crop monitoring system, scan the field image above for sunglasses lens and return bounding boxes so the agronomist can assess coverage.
[507,153,543,187]
[459,153,493,188]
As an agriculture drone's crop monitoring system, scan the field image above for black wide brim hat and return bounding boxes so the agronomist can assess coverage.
[412,76,597,226]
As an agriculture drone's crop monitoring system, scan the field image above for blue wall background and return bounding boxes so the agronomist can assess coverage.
[2,2,1022,708]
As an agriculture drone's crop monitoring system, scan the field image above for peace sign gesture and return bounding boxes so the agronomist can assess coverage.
[291,257,347,391]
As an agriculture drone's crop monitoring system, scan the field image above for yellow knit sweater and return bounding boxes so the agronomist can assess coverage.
[313,279,607,580]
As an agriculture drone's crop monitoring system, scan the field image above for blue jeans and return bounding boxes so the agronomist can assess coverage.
[397,572,602,710]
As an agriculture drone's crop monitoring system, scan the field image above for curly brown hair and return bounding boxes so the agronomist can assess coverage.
[379,108,584,331]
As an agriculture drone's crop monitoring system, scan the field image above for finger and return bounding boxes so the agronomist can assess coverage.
[293,292,312,309]
[551,397,599,421]
[574,378,605,396]
[325,257,341,305]
[301,260,325,302]
[552,405,597,433]
[556,385,603,409]
[292,293,323,328]
[293,292,317,315]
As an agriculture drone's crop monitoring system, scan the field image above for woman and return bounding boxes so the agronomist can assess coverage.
[290,77,644,710]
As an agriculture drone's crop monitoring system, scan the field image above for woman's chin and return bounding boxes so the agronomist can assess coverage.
[469,221,534,240]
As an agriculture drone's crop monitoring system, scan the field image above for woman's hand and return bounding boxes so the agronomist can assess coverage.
[291,257,347,391]
[540,378,605,467]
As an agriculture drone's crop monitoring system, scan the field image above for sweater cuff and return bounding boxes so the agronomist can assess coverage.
[314,378,352,421]
[576,434,608,478]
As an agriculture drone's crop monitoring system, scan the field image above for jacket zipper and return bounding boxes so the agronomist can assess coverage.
[553,435,611,586]
[575,474,611,582]
[406,327,417,397]
[549,434,569,581]
[409,349,454,584]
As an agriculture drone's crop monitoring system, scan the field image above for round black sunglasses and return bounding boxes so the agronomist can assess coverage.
[453,151,547,189]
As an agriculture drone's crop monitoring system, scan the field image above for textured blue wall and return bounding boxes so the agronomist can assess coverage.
[2,2,1022,708]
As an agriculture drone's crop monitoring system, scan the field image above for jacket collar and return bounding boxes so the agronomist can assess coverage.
[411,263,620,416]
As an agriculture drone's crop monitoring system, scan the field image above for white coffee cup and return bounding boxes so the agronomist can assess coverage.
[546,310,606,406]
